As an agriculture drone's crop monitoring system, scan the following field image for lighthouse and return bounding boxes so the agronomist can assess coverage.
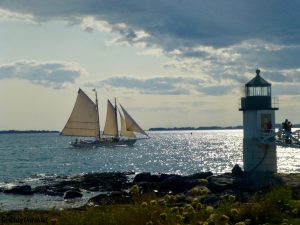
[239,69,278,173]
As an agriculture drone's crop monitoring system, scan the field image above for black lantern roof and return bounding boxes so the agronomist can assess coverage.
[246,69,270,87]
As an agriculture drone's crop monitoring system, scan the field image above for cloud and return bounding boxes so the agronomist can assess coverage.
[0,60,86,89]
[0,8,33,22]
[1,0,300,90]
[200,85,234,96]
[1,0,299,46]
[84,76,237,96]
[273,84,300,95]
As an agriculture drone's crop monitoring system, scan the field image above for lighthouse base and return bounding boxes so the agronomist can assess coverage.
[243,138,277,173]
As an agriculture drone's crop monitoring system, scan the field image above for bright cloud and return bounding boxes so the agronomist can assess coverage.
[0,61,86,89]
[0,8,33,22]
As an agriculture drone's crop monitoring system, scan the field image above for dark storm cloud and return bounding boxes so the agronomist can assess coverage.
[1,0,300,91]
[0,61,84,89]
[236,45,300,70]
[1,0,300,47]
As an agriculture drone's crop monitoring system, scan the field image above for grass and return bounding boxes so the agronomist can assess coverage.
[1,186,300,225]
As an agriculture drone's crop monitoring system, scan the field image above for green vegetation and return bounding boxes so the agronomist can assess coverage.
[1,185,300,225]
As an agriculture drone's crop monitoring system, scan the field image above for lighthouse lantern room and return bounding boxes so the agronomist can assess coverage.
[239,69,278,173]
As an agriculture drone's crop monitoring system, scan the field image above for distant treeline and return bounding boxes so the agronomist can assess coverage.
[149,124,300,131]
[0,130,59,134]
[149,126,243,131]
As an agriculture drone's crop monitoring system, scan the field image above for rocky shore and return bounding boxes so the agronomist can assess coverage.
[1,165,300,207]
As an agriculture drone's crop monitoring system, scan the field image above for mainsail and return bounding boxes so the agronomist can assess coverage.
[61,89,100,138]
[103,100,118,137]
[119,104,148,136]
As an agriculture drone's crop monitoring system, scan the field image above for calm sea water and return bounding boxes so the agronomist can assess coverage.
[0,130,299,210]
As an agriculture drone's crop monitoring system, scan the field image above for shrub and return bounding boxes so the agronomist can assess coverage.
[199,179,209,186]
[129,184,140,196]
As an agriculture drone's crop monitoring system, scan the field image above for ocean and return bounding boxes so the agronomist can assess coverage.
[0,130,299,210]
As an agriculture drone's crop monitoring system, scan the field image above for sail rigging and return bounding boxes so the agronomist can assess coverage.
[103,100,118,137]
[61,89,100,138]
[119,110,136,138]
[103,101,147,138]
[119,104,148,136]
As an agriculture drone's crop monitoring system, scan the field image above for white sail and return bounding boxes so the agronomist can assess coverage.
[119,110,136,138]
[103,100,118,136]
[119,104,148,136]
[61,89,100,138]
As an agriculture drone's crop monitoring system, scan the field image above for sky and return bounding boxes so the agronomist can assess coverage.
[0,0,300,130]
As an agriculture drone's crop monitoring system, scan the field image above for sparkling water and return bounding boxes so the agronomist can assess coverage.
[0,130,299,210]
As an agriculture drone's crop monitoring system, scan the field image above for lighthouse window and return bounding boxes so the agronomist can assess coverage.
[256,88,261,95]
[246,86,270,96]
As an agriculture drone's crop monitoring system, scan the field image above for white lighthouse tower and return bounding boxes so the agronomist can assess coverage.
[239,69,278,173]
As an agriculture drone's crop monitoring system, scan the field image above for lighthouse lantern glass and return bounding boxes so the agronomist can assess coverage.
[246,86,271,97]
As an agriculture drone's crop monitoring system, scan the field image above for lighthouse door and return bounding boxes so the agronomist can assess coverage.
[260,113,272,133]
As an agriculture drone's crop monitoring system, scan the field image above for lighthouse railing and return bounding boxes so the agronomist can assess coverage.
[272,96,279,108]
[259,129,300,148]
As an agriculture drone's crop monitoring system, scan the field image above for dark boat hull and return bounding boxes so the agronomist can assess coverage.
[70,138,137,148]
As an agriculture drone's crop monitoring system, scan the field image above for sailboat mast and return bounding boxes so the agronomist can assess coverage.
[115,97,119,137]
[94,89,101,140]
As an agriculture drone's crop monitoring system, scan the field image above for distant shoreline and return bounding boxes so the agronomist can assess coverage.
[0,130,59,134]
[1,124,300,133]
[149,124,300,131]
[149,126,243,131]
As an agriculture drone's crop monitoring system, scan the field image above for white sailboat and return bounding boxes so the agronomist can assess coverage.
[61,88,148,147]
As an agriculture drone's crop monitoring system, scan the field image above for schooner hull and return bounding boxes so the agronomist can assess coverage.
[70,138,137,148]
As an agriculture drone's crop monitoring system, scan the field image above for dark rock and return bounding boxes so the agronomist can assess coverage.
[33,184,83,197]
[32,186,64,196]
[207,175,233,193]
[3,185,33,195]
[45,190,64,197]
[32,172,129,196]
[239,191,252,202]
[89,186,99,192]
[233,177,255,192]
[78,172,129,191]
[233,173,283,192]
[231,164,244,177]
[133,172,152,182]
[138,181,160,193]
[175,193,186,202]
[133,172,171,183]
[64,190,83,199]
[87,191,133,205]
[185,172,213,179]
[201,194,220,206]
[159,175,199,193]
[52,186,79,194]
